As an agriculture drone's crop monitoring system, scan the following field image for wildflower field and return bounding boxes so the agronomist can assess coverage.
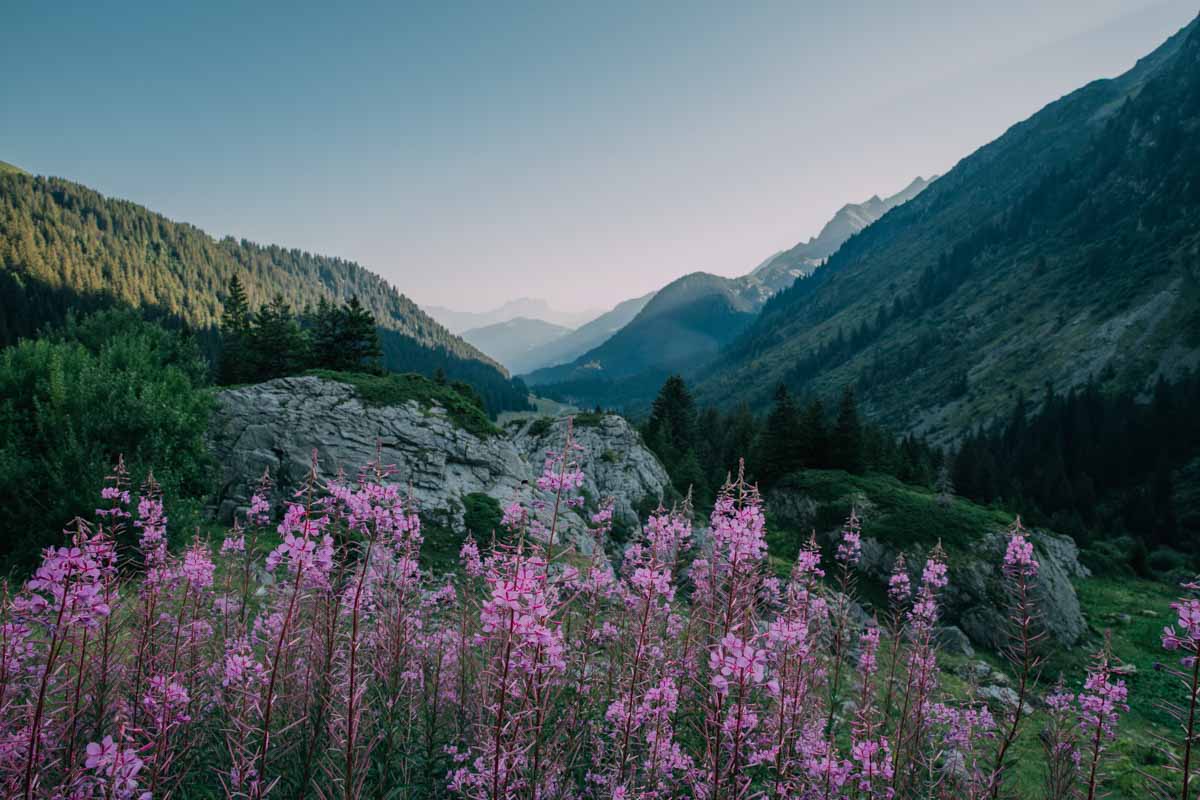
[0,425,1193,800]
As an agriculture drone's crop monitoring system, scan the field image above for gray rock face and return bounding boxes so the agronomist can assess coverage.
[510,415,673,536]
[950,530,1089,651]
[208,376,672,550]
[799,514,1088,650]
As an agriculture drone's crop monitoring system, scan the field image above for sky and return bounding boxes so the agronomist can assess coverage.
[3,1,1197,313]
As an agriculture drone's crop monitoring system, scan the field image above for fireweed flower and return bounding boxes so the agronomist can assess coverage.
[835,511,863,567]
[85,734,147,800]
[264,499,335,588]
[182,539,216,591]
[0,444,1160,800]
[887,554,911,607]
[17,542,111,629]
[1003,522,1039,579]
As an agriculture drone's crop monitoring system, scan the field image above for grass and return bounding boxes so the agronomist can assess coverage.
[771,469,1013,552]
[572,411,605,428]
[307,369,500,439]
[1003,577,1179,799]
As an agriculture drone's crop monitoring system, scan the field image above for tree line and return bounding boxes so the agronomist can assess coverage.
[953,372,1200,554]
[218,276,383,384]
[641,375,943,507]
[0,170,532,414]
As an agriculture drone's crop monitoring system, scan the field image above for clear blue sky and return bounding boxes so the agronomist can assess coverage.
[3,0,1196,311]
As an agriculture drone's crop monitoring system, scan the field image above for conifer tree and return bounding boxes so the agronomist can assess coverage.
[218,275,252,384]
[309,296,341,370]
[797,398,829,468]
[758,383,802,486]
[644,375,697,470]
[831,385,865,474]
[248,294,308,381]
[337,296,383,372]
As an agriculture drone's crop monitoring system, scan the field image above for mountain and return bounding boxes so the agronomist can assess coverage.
[695,14,1200,442]
[516,292,655,375]
[524,272,764,395]
[426,297,601,334]
[785,176,934,266]
[0,169,532,413]
[461,317,573,373]
[525,178,935,402]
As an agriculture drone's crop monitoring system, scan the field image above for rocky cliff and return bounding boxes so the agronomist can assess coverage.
[208,376,671,549]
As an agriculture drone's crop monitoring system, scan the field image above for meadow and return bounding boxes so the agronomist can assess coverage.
[0,423,1191,800]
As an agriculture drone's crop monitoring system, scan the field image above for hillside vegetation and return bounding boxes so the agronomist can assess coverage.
[0,169,533,412]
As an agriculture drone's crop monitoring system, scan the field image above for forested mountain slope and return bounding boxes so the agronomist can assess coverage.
[696,15,1200,442]
[0,169,532,410]
[516,291,654,375]
[462,316,572,374]
[526,272,760,390]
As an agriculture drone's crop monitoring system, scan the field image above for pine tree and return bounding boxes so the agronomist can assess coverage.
[644,376,697,472]
[247,294,308,381]
[797,399,828,468]
[935,454,955,507]
[759,383,802,486]
[831,385,865,474]
[218,276,253,384]
[309,296,341,370]
[337,296,383,372]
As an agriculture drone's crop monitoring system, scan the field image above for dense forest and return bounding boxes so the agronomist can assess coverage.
[642,368,1200,576]
[0,170,532,413]
[954,372,1200,556]
[0,311,215,568]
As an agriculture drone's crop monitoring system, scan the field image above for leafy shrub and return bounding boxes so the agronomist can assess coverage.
[526,416,555,438]
[0,311,213,569]
[462,491,502,539]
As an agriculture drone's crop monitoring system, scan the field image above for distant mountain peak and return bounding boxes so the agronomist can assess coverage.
[425,297,602,334]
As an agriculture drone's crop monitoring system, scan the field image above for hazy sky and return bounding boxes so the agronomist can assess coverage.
[3,1,1196,312]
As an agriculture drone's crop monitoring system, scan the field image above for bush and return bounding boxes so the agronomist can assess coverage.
[462,492,502,539]
[0,311,214,569]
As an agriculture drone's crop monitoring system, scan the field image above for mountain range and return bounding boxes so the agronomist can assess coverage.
[524,175,937,396]
[425,297,601,334]
[690,14,1200,441]
[461,317,572,374]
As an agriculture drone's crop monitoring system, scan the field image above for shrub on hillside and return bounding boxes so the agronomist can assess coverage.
[0,310,213,568]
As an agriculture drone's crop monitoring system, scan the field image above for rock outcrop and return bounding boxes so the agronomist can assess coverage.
[767,484,1089,649]
[208,376,672,549]
[859,529,1088,649]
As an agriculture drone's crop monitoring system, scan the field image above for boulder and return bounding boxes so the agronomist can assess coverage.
[794,503,1089,650]
[977,684,1033,715]
[950,530,1088,650]
[208,376,672,551]
[935,626,976,657]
